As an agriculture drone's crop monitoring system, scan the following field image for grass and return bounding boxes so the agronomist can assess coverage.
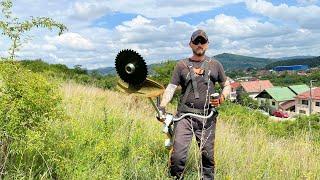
[55,83,320,179]
[5,82,320,179]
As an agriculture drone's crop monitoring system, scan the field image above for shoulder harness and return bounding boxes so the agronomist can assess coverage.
[178,57,211,114]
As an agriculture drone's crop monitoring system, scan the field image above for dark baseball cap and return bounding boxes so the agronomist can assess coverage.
[191,29,208,42]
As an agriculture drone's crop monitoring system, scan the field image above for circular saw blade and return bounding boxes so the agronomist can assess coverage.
[115,49,148,86]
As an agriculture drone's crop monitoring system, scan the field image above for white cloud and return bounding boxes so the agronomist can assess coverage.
[1,0,320,69]
[245,0,320,29]
[67,0,243,19]
[45,32,94,50]
[199,14,291,39]
[42,44,58,51]
[69,2,112,20]
[297,0,318,5]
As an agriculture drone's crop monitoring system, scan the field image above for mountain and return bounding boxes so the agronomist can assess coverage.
[213,53,277,71]
[276,55,316,60]
[91,53,318,75]
[89,67,116,75]
[265,56,320,69]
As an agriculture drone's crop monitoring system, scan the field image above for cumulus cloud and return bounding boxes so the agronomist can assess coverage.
[68,2,112,21]
[245,0,320,29]
[67,0,243,19]
[1,0,320,69]
[199,14,292,39]
[297,0,318,5]
[45,32,95,50]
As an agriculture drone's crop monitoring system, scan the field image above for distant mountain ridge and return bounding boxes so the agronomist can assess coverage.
[276,56,316,60]
[213,53,276,71]
[265,56,320,69]
[92,53,317,75]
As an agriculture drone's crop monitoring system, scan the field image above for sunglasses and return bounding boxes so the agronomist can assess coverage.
[192,37,208,45]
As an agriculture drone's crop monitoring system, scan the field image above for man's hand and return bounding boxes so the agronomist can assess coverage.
[157,106,166,121]
[210,95,225,107]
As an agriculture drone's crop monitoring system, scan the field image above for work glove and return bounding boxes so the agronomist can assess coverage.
[156,106,166,121]
[210,94,225,107]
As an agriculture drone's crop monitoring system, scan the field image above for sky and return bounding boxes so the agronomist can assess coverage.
[1,0,320,69]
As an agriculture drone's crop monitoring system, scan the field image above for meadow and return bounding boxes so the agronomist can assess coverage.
[1,63,320,179]
[6,82,319,179]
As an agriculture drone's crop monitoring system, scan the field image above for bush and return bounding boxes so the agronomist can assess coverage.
[0,61,66,178]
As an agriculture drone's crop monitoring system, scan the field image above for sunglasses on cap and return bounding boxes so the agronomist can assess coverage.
[192,36,208,45]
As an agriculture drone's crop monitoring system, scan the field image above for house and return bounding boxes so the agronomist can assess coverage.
[295,87,320,115]
[229,81,240,101]
[288,84,310,95]
[239,80,274,99]
[256,87,297,113]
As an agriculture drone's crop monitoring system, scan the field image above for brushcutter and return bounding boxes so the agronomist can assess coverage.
[115,49,217,149]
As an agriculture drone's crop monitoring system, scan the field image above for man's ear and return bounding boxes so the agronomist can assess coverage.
[189,41,192,48]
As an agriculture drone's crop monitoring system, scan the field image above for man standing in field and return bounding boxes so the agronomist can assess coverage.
[159,29,231,179]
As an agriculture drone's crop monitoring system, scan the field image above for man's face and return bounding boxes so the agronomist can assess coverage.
[189,36,208,56]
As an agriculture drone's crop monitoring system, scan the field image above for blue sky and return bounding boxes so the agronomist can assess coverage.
[1,0,320,69]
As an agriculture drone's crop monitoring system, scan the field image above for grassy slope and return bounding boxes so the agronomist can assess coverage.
[58,83,320,179]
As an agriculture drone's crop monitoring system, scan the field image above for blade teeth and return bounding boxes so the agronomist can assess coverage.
[114,49,148,85]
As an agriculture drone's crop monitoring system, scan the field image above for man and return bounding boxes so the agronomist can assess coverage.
[159,29,231,179]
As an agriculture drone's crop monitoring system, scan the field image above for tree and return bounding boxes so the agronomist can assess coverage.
[0,0,67,59]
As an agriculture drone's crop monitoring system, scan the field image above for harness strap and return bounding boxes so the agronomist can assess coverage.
[200,59,209,83]
[178,104,208,114]
[178,58,212,114]
[188,61,200,99]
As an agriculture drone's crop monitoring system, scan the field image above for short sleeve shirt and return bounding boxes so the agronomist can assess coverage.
[170,56,227,109]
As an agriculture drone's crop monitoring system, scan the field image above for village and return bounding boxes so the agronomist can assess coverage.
[228,65,320,119]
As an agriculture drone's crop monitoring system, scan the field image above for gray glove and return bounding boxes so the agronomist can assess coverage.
[157,106,166,121]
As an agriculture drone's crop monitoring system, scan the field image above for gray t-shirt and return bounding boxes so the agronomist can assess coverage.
[170,56,227,109]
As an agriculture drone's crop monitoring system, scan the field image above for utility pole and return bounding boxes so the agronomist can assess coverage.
[309,80,316,115]
[308,80,316,141]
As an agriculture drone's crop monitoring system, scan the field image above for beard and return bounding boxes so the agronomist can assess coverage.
[192,47,206,56]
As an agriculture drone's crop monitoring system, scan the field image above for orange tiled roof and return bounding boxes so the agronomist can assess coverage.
[296,87,320,100]
[240,80,273,93]
[230,82,241,89]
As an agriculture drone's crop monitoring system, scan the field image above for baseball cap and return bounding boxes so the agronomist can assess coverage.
[190,29,208,42]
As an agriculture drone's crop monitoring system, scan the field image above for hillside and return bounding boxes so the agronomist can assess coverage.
[265,56,320,69]
[276,55,316,60]
[92,53,292,75]
[39,83,320,178]
[2,60,320,178]
[213,53,276,70]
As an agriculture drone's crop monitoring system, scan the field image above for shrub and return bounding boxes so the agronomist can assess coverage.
[0,61,66,178]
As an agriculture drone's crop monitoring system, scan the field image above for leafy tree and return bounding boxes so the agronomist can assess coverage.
[0,0,67,59]
[236,92,259,109]
[73,64,87,75]
[152,60,177,86]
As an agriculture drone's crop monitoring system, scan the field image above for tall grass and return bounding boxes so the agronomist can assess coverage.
[57,83,320,179]
[4,82,320,179]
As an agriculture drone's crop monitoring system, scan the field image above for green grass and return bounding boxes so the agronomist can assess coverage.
[4,82,320,179]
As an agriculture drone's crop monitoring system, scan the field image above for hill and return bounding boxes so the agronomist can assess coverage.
[92,53,292,75]
[88,67,116,75]
[265,56,320,69]
[213,53,276,70]
[276,55,316,60]
[6,81,320,179]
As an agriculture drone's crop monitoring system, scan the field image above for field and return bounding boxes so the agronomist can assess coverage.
[38,82,319,179]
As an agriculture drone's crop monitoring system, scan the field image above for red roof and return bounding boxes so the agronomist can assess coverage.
[230,82,241,89]
[279,100,295,110]
[240,80,274,93]
[296,87,320,100]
